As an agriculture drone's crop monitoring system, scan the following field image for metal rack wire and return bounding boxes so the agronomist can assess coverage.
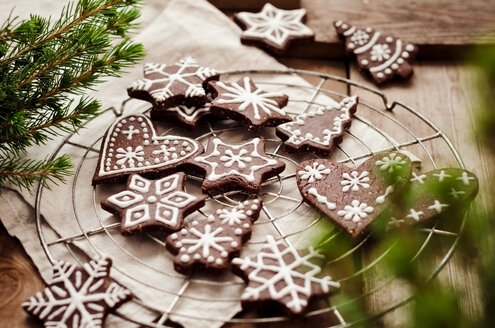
[33,69,467,327]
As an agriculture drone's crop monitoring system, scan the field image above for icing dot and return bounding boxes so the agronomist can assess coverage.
[143,128,148,132]
[253,199,259,204]
[391,63,399,70]
[215,258,223,265]
[246,210,253,216]
[110,138,115,142]
[170,233,178,240]
[208,215,215,222]
[335,20,342,27]
[108,153,113,158]
[109,143,114,147]
[164,140,169,145]
[377,72,384,78]
[181,229,187,235]
[402,51,409,58]
[180,247,186,252]
[385,68,392,75]
[348,42,355,49]
[122,119,127,124]
[182,141,189,147]
[361,59,369,66]
[386,36,393,43]
[173,140,179,145]
[138,117,143,122]
[154,158,160,163]
[144,140,150,146]
[231,241,238,247]
[192,221,199,226]
[147,196,157,203]
[143,134,149,139]
[406,44,415,52]
[113,166,118,170]
[117,123,122,128]
[243,223,249,228]
[251,204,258,210]
[122,196,131,201]
[193,254,200,260]
[176,242,182,247]
[134,212,142,218]
[243,200,249,205]
[153,141,159,145]
[342,24,348,29]
[130,117,135,121]
[120,165,126,169]
[186,147,192,151]
[145,161,150,166]
[221,251,228,257]
[180,151,186,156]
[137,163,142,167]
[180,254,190,262]
[216,209,222,214]
[397,58,405,64]
[207,256,214,263]
[235,228,242,235]
[365,27,372,33]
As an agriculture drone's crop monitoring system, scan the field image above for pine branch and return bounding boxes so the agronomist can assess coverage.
[0,0,145,190]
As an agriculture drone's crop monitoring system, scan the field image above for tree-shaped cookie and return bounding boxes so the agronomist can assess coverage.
[166,198,263,274]
[208,77,291,131]
[23,258,131,328]
[276,96,358,156]
[388,168,479,228]
[231,235,340,316]
[92,115,202,185]
[334,21,417,84]
[102,173,206,235]
[189,136,286,195]
[296,152,412,239]
[128,57,218,108]
[234,3,314,54]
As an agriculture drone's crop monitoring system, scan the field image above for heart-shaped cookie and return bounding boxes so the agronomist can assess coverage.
[92,115,202,185]
[388,168,479,228]
[296,152,412,238]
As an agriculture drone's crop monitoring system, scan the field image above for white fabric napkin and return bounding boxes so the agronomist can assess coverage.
[0,1,418,327]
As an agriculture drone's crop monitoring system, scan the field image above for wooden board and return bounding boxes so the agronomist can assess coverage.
[208,0,300,11]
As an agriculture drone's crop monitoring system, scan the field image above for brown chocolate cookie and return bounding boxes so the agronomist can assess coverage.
[276,96,358,156]
[208,77,291,131]
[166,198,262,274]
[23,257,131,328]
[128,57,218,109]
[188,136,286,195]
[92,114,202,185]
[388,168,479,228]
[334,21,417,84]
[296,152,412,238]
[234,3,314,55]
[102,173,206,235]
[231,235,340,316]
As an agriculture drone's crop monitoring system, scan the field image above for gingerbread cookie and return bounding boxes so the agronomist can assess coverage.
[276,96,358,156]
[208,77,291,131]
[23,257,131,328]
[232,235,340,316]
[334,21,417,84]
[296,152,412,238]
[234,3,314,54]
[166,198,262,274]
[150,95,215,129]
[92,115,202,185]
[102,173,206,235]
[128,57,218,109]
[388,168,479,228]
[189,136,286,195]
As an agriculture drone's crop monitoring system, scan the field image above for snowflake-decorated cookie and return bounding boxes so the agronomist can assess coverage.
[388,168,478,228]
[208,77,291,131]
[188,136,286,195]
[232,235,340,315]
[234,3,314,54]
[23,258,131,328]
[296,152,412,238]
[276,96,358,156]
[128,57,218,109]
[92,115,202,185]
[166,198,262,274]
[101,173,206,235]
[334,21,417,84]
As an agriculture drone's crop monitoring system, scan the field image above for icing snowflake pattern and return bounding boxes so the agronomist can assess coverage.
[370,44,391,62]
[232,235,340,315]
[235,3,314,51]
[298,162,331,183]
[350,30,369,45]
[103,173,206,234]
[337,200,374,222]
[23,258,130,328]
[129,57,217,103]
[341,170,370,192]
[93,115,201,184]
[276,96,358,155]
[375,152,407,173]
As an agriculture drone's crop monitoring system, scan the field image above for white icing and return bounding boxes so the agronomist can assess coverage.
[433,169,451,182]
[449,188,465,199]
[337,200,374,222]
[308,187,336,210]
[218,207,248,225]
[277,96,357,148]
[130,57,216,101]
[298,162,331,183]
[237,3,313,47]
[231,235,340,314]
[341,170,370,192]
[350,30,370,46]
[375,185,394,204]
[180,224,233,259]
[411,172,427,184]
[194,137,280,182]
[22,258,130,327]
[457,171,475,185]
[370,40,403,73]
[215,77,288,121]
[115,146,144,167]
[370,44,391,62]
[354,31,381,54]
[167,102,211,123]
[406,208,423,221]
[428,200,448,213]
[375,153,407,172]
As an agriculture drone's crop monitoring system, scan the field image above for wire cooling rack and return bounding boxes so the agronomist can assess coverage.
[33,69,467,327]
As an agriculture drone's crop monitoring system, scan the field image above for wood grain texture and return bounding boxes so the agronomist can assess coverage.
[208,0,300,11]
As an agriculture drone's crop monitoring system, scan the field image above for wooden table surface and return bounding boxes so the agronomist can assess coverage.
[1,1,494,327]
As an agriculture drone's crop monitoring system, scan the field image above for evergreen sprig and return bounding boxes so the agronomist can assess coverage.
[0,0,145,190]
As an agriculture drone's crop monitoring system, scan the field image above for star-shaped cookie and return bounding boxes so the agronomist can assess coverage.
[188,137,286,195]
[234,3,314,54]
[149,96,214,130]
[166,198,262,274]
[276,96,358,156]
[101,173,206,235]
[23,258,131,328]
[208,77,291,131]
[128,57,218,108]
[232,235,340,316]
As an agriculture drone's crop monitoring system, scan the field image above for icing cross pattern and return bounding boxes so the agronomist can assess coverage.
[23,258,130,328]
[231,235,340,315]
